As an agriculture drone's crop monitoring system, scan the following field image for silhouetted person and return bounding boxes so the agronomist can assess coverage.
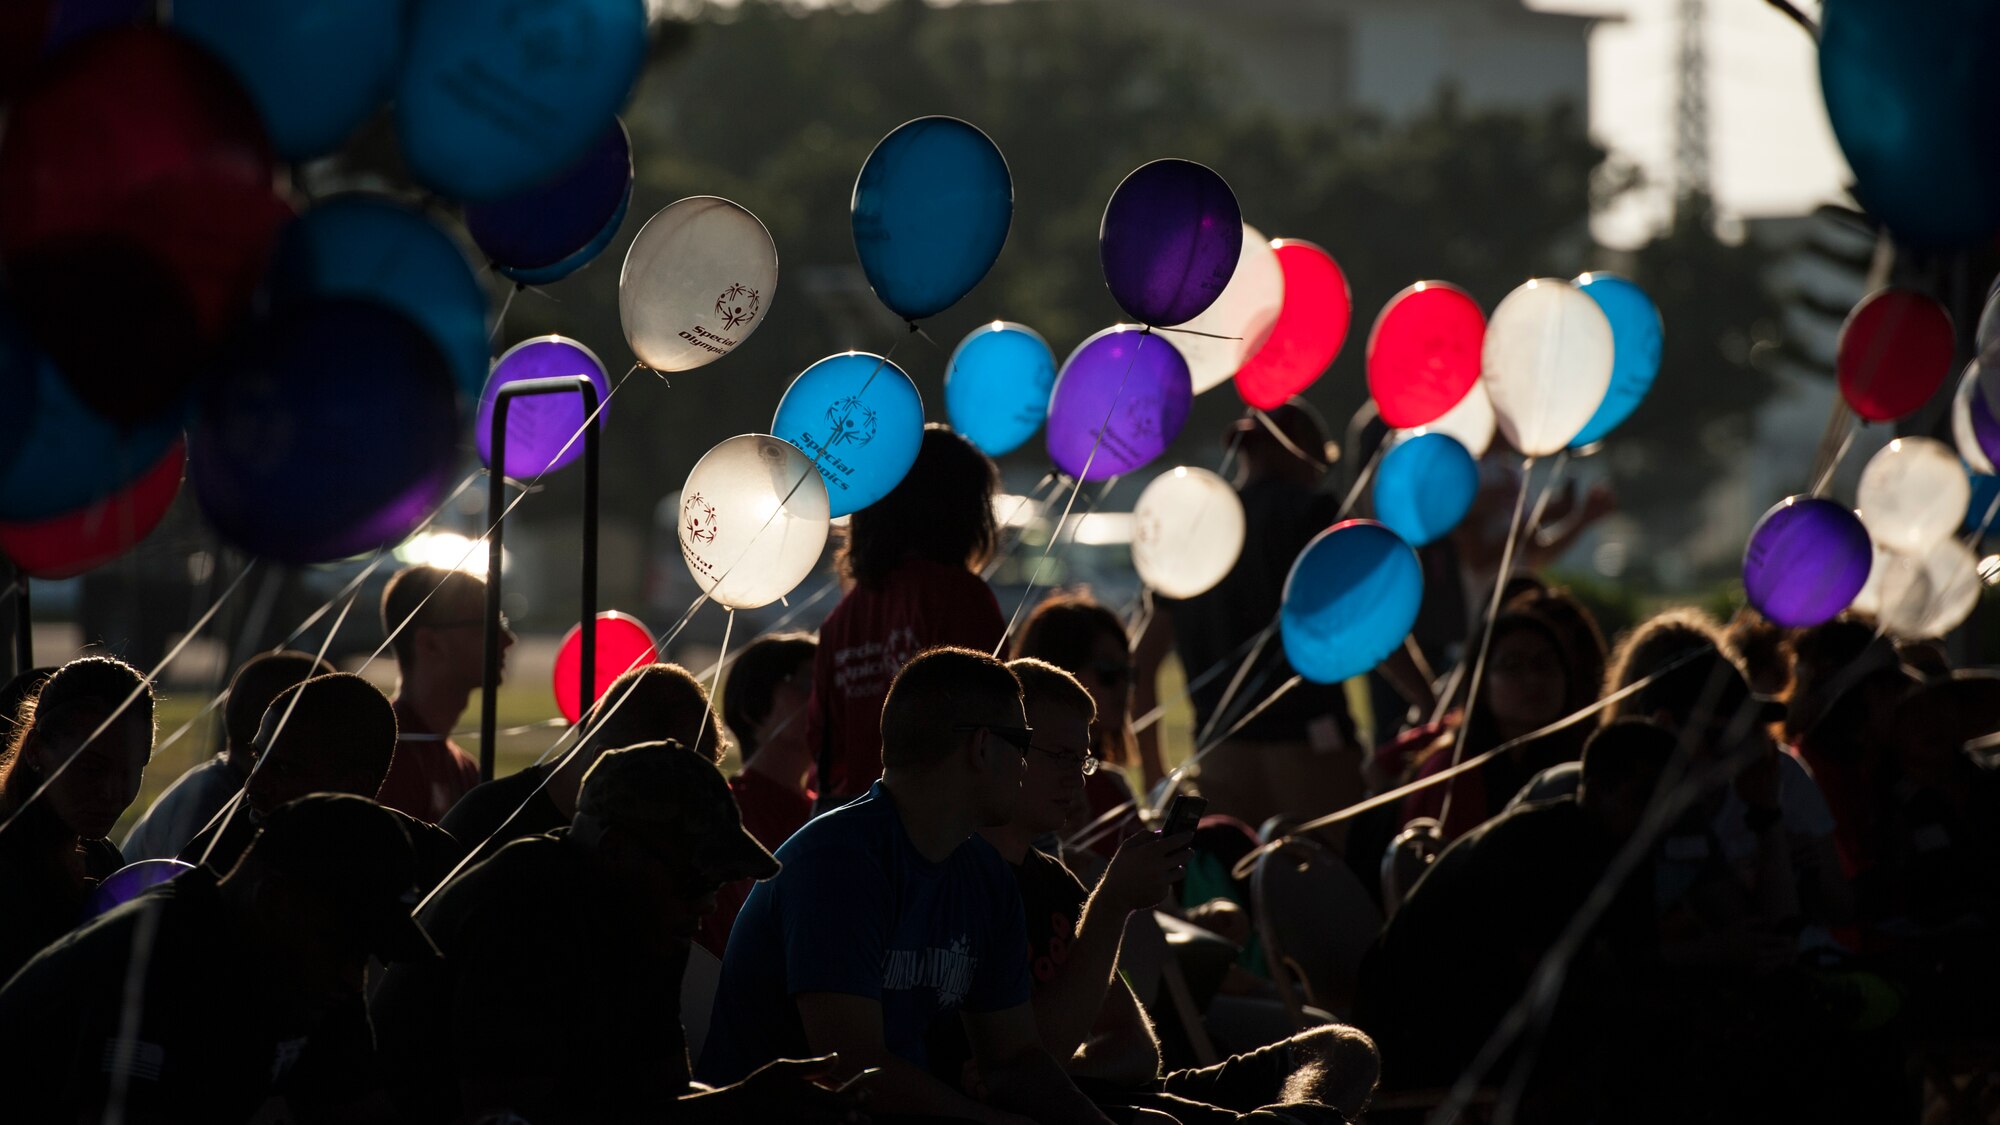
[706,634,818,954]
[377,565,515,822]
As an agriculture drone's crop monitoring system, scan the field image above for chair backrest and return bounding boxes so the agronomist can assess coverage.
[681,941,723,1065]
[1253,836,1384,1026]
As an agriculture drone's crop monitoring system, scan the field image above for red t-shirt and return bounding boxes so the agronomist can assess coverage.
[378,699,483,825]
[806,558,1005,799]
[699,768,817,957]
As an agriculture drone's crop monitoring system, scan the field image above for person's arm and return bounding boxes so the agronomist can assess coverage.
[1131,602,1174,790]
[794,992,1031,1125]
[1032,831,1187,1066]
[1067,974,1162,1086]
[675,1055,861,1125]
[965,1002,1116,1125]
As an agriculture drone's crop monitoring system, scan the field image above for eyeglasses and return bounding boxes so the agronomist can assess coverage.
[952,723,1035,755]
[1029,743,1100,776]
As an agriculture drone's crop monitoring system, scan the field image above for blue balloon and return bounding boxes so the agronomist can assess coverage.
[771,352,925,519]
[1966,468,2000,538]
[1820,0,2000,247]
[267,196,490,399]
[944,322,1055,457]
[174,0,403,159]
[1280,520,1423,685]
[1569,273,1662,448]
[1372,433,1478,548]
[0,302,180,522]
[852,117,1013,322]
[397,0,648,202]
[469,120,633,281]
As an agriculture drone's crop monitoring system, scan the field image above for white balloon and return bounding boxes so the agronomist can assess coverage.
[1851,540,1929,623]
[1131,466,1246,598]
[1856,436,1969,553]
[1170,223,1285,394]
[1919,537,1981,638]
[620,197,779,373]
[678,434,830,610]
[1481,278,1615,456]
[1403,378,1495,458]
[1953,359,1997,475]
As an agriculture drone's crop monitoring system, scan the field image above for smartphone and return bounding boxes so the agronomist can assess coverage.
[833,1067,882,1094]
[1160,793,1207,838]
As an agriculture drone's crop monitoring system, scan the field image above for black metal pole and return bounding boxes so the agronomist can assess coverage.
[481,376,602,781]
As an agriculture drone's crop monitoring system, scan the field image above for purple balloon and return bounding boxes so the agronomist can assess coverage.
[466,120,632,274]
[1099,159,1243,328]
[1742,496,1872,628]
[1973,384,2000,469]
[87,859,193,919]
[1046,326,1193,481]
[476,337,612,478]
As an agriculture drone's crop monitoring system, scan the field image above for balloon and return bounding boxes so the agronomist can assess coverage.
[474,337,611,479]
[1819,0,2000,247]
[191,299,459,565]
[0,27,290,423]
[620,197,779,373]
[1171,223,1283,395]
[1280,520,1423,685]
[1856,437,1970,553]
[1366,282,1485,429]
[1904,538,1980,639]
[1130,466,1245,599]
[268,195,490,400]
[1742,497,1872,628]
[1482,278,1614,457]
[944,322,1057,457]
[42,0,151,52]
[554,611,658,726]
[396,0,648,202]
[852,116,1012,322]
[1951,361,2000,475]
[1850,540,1927,622]
[1979,278,2000,371]
[1099,160,1243,327]
[174,0,402,160]
[1401,380,1496,460]
[1372,432,1479,548]
[771,353,925,518]
[678,435,832,611]
[0,439,183,579]
[1234,240,1352,411]
[86,859,193,918]
[468,120,633,285]
[1045,326,1194,482]
[1836,288,1954,422]
[1967,470,2000,538]
[1568,273,1663,447]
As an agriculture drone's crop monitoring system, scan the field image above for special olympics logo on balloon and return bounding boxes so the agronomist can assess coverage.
[826,397,878,449]
[1122,395,1161,441]
[682,493,719,546]
[716,284,761,331]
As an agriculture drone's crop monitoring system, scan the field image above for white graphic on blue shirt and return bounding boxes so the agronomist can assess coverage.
[880,934,978,1009]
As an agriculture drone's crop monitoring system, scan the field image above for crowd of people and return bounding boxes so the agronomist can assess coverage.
[0,414,1996,1123]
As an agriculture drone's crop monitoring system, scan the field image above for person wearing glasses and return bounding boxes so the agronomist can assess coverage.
[701,647,1120,1125]
[1014,593,1151,861]
[376,565,517,823]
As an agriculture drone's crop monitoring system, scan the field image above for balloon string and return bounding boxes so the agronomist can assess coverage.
[692,610,734,754]
[1154,325,1244,342]
[1216,410,1252,478]
[692,577,840,683]
[994,474,1114,656]
[1129,624,1276,736]
[1336,441,1387,521]
[1966,487,2000,548]
[1522,449,1573,549]
[1764,0,1820,38]
[1436,454,1536,832]
[981,473,1063,581]
[1810,420,1856,499]
[488,283,522,346]
[1808,402,1856,498]
[1252,408,1329,476]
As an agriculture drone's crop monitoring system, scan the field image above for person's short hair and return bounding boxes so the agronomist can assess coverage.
[380,565,485,666]
[260,673,399,785]
[0,657,152,795]
[1284,1023,1380,1120]
[880,647,1022,770]
[576,740,779,882]
[1006,658,1096,726]
[582,662,721,763]
[225,651,336,757]
[1603,608,1761,727]
[839,425,998,588]
[1785,617,1907,741]
[1580,718,1678,800]
[721,634,815,761]
[1723,607,1793,698]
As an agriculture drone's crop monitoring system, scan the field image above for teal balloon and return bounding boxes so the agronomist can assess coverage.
[396,0,648,202]
[174,0,402,160]
[1569,273,1662,448]
[852,117,1013,322]
[1372,433,1478,547]
[771,352,925,518]
[267,196,490,399]
[1280,520,1422,685]
[500,181,630,287]
[944,322,1055,457]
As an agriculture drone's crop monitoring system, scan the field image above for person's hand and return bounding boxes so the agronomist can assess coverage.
[1098,829,1194,914]
[687,1055,866,1124]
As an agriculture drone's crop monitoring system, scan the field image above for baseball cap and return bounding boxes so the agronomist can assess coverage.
[246,793,440,963]
[577,740,780,883]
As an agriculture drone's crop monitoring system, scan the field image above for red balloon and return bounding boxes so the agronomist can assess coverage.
[1234,240,1352,411]
[0,438,184,578]
[1837,287,1955,422]
[553,611,660,726]
[1365,282,1486,429]
[0,28,289,422]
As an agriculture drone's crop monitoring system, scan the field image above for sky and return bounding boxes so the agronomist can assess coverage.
[1534,0,1851,246]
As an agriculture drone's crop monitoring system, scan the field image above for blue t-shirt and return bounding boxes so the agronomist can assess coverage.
[696,781,1031,1085]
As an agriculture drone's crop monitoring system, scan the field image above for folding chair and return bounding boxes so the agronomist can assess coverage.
[1252,836,1383,1027]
